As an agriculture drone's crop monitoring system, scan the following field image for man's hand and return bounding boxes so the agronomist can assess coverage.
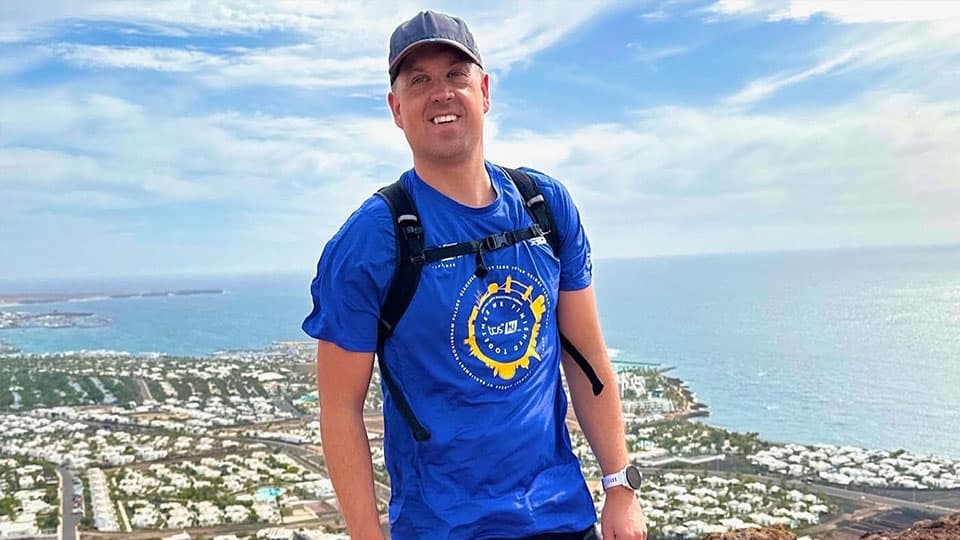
[600,487,647,540]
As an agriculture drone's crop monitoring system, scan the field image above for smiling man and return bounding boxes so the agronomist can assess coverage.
[303,10,646,540]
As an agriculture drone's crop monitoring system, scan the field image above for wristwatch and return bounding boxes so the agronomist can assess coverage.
[602,464,643,491]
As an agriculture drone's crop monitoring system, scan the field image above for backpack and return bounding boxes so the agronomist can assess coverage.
[374,166,604,441]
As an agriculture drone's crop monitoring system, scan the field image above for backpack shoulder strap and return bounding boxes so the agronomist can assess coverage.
[502,166,605,397]
[502,167,561,256]
[375,181,425,343]
[373,181,431,441]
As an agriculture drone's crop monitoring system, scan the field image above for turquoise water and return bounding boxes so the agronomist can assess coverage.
[0,273,310,356]
[2,245,959,458]
[255,487,285,501]
[594,245,960,459]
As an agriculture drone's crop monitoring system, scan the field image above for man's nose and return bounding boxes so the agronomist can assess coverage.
[429,79,455,102]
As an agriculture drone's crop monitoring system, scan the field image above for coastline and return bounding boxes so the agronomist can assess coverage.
[4,340,958,461]
[0,288,224,306]
[3,342,959,540]
[664,372,710,421]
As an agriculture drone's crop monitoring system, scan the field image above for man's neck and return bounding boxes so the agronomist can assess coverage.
[412,153,494,208]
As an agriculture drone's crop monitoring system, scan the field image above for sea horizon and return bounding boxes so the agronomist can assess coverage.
[2,241,958,293]
[2,242,959,460]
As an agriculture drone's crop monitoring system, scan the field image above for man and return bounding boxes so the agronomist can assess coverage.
[303,10,646,540]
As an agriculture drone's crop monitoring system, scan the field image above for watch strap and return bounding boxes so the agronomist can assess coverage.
[602,468,627,491]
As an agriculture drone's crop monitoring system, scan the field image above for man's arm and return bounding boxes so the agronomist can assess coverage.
[557,285,646,540]
[316,339,385,540]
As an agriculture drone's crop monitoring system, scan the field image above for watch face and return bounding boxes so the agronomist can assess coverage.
[625,466,643,489]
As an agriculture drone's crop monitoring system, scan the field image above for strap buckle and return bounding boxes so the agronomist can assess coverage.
[482,232,510,252]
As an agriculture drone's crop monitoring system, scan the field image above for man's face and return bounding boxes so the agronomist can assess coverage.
[388,44,490,165]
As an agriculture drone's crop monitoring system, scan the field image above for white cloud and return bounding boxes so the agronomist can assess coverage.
[724,47,860,105]
[0,29,34,44]
[205,47,384,88]
[473,2,621,70]
[709,0,960,23]
[723,18,960,105]
[0,90,410,213]
[1,147,103,186]
[0,87,416,277]
[769,1,960,24]
[140,174,212,200]
[49,42,384,88]
[2,84,958,275]
[626,42,694,65]
[489,92,960,258]
[54,44,227,72]
[710,0,960,106]
[3,1,959,277]
[0,43,48,77]
[7,1,620,90]
[91,0,404,35]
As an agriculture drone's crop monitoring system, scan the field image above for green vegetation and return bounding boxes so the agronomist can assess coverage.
[0,351,315,413]
[43,485,58,505]
[0,496,19,519]
[170,379,193,400]
[0,360,140,411]
[146,380,168,401]
[76,376,105,403]
[37,511,59,531]
[628,419,766,456]
[177,484,240,507]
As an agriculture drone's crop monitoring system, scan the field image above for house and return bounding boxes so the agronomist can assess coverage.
[257,528,294,540]
[0,520,40,538]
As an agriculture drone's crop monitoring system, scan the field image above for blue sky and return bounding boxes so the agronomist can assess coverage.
[1,0,959,280]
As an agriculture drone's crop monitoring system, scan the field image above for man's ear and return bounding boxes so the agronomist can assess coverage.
[388,91,403,129]
[481,72,490,114]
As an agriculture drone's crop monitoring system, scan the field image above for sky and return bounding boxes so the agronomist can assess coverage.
[1,0,959,280]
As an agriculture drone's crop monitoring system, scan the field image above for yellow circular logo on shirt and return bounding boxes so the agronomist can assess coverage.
[450,266,551,389]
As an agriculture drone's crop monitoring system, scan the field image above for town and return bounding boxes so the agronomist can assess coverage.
[0,343,958,539]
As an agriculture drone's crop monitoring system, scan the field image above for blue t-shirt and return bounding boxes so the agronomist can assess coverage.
[303,162,596,539]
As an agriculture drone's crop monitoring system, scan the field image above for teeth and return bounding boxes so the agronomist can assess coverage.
[432,115,458,124]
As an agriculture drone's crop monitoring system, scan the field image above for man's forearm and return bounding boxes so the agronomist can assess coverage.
[557,287,631,476]
[564,350,630,475]
[320,407,385,539]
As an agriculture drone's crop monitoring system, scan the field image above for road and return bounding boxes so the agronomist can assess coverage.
[133,378,153,402]
[640,466,957,517]
[57,466,79,540]
[79,518,335,540]
[794,481,957,516]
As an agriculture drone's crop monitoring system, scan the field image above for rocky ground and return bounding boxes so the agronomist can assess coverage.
[859,512,960,540]
[699,512,960,539]
[703,525,797,539]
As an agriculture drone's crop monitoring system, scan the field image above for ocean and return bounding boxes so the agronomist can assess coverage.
[2,244,958,458]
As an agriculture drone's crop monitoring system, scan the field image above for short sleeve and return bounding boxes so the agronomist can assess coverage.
[301,196,396,352]
[520,168,593,291]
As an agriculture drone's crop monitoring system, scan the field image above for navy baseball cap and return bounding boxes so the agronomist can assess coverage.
[388,10,482,84]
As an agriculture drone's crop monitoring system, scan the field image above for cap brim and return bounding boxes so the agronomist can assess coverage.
[389,38,482,81]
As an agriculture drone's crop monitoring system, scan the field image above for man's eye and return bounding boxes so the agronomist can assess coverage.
[449,70,467,78]
[411,75,427,86]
